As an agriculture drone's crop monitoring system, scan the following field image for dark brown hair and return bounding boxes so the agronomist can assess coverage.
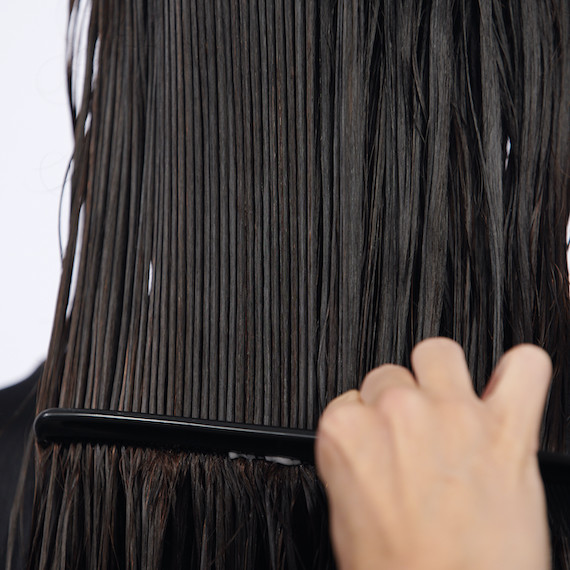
[10,0,570,568]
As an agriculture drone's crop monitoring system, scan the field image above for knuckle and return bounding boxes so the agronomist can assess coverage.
[412,337,463,359]
[318,402,358,439]
[373,386,421,421]
[362,363,412,388]
[316,404,365,472]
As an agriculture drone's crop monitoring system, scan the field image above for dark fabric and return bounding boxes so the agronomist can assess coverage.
[0,364,41,565]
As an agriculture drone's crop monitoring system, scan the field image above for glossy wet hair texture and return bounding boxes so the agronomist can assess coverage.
[10,0,570,568]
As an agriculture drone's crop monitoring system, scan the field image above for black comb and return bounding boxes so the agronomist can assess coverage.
[34,408,570,479]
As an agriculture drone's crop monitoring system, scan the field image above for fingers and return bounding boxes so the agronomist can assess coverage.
[483,344,552,451]
[317,366,416,487]
[319,338,552,469]
[315,390,368,488]
[360,364,416,406]
[411,337,473,397]
[326,389,362,408]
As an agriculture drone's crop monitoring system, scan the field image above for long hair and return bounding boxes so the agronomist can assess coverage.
[11,0,570,568]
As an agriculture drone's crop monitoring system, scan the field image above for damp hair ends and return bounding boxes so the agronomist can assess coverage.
[9,0,570,568]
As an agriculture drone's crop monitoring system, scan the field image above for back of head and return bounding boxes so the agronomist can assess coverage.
[13,0,570,568]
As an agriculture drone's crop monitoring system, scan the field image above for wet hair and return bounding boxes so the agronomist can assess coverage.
[9,0,570,568]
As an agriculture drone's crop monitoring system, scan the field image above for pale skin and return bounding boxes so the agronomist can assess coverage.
[315,338,552,570]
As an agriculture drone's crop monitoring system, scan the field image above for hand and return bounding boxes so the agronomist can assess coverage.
[315,338,552,570]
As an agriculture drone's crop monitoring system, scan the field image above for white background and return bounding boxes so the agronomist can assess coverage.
[0,1,72,388]
[0,4,568,390]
